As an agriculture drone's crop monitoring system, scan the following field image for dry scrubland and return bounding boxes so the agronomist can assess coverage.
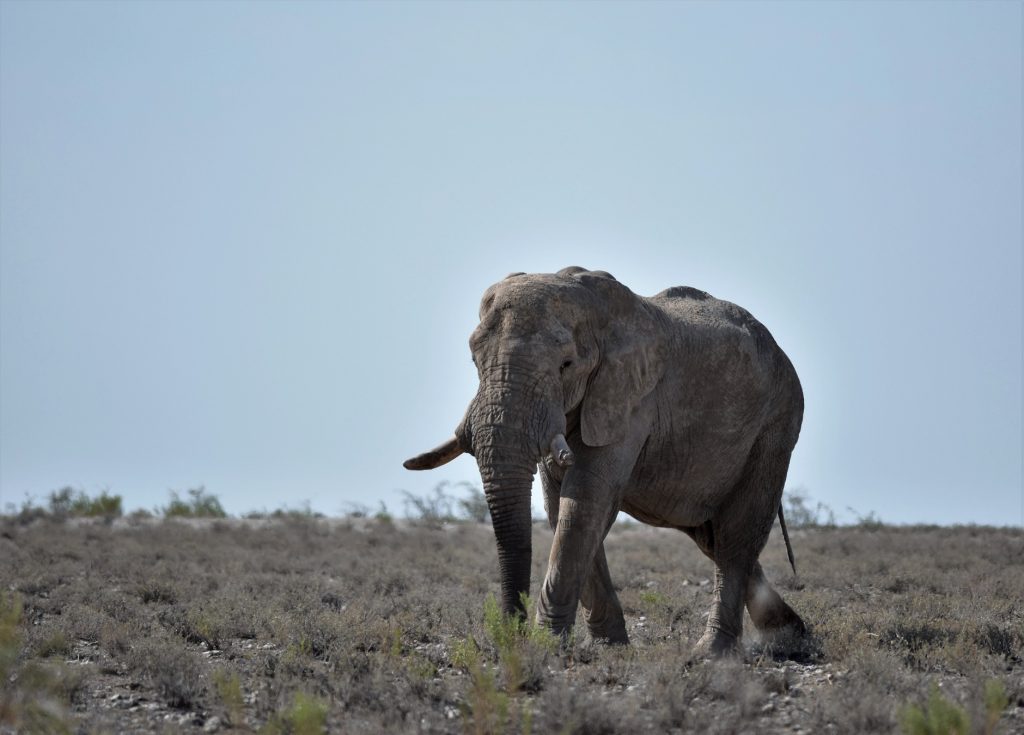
[2,512,1023,734]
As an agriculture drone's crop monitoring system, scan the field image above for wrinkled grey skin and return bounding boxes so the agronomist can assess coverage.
[405,267,805,655]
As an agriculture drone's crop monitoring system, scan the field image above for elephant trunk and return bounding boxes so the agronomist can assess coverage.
[468,361,565,617]
[476,429,537,617]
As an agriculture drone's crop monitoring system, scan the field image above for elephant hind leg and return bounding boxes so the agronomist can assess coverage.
[694,428,802,657]
[682,522,744,655]
[693,561,748,657]
[681,521,715,561]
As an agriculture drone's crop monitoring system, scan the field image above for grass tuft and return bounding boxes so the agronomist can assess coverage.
[262,692,328,735]
[128,641,206,709]
[481,593,559,693]
[214,669,245,726]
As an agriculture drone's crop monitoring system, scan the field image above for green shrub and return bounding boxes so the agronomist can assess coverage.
[450,594,559,734]
[374,501,392,524]
[269,501,324,520]
[981,680,1009,735]
[639,590,667,607]
[901,685,969,735]
[47,487,76,516]
[75,491,122,518]
[262,692,328,735]
[900,681,1008,735]
[47,487,123,519]
[163,487,226,518]
[286,693,328,735]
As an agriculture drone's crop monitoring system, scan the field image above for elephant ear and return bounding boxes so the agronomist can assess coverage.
[581,335,662,446]
[568,270,663,446]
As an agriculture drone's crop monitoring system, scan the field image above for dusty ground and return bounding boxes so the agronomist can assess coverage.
[2,515,1022,734]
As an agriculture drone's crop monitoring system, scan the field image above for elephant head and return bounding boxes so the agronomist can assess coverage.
[404,267,664,616]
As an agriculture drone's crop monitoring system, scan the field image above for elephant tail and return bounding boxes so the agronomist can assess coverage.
[778,504,797,575]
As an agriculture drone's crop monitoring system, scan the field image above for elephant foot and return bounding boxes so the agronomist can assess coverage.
[747,582,806,635]
[587,621,629,645]
[692,628,741,659]
[748,621,817,662]
[584,606,629,645]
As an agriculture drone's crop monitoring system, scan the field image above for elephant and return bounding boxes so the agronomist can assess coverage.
[404,267,806,656]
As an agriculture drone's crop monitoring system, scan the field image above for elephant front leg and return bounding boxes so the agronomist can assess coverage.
[540,460,627,644]
[538,492,623,642]
[537,430,644,642]
[580,544,629,644]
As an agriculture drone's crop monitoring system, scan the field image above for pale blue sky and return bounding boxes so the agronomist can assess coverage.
[1,1,1020,524]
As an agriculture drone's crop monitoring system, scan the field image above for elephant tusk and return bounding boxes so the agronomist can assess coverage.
[550,434,575,467]
[403,437,464,470]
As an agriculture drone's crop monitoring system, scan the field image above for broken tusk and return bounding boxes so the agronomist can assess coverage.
[549,434,575,467]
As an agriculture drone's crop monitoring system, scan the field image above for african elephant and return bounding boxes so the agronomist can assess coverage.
[404,267,806,655]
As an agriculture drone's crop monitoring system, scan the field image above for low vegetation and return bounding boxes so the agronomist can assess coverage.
[1,489,1021,733]
[162,487,227,519]
[5,487,125,524]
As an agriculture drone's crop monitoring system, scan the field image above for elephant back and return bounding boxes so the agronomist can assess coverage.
[653,285,711,301]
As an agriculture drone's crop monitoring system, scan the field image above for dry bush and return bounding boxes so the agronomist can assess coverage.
[127,640,206,708]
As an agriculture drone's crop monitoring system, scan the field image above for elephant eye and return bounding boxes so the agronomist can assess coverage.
[560,360,573,372]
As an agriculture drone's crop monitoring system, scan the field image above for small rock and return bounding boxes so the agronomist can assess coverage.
[203,716,222,733]
[699,579,710,587]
